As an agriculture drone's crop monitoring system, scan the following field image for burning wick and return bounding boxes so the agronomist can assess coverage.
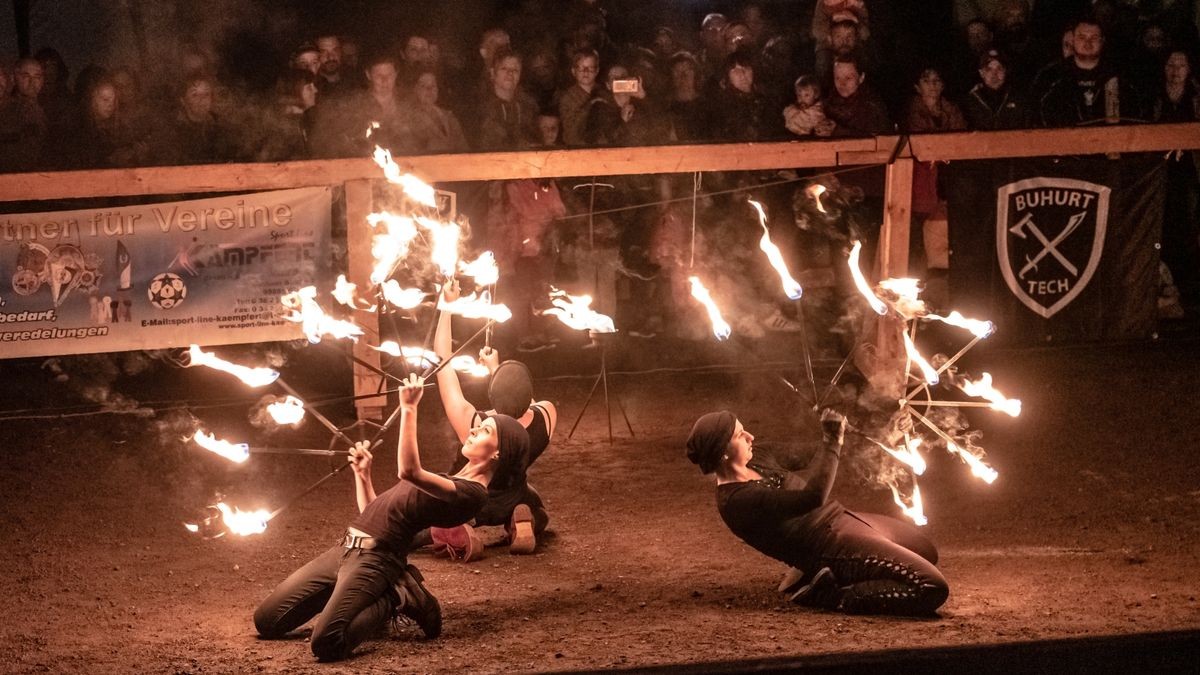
[870,435,927,475]
[544,287,617,333]
[958,372,1021,417]
[380,280,426,310]
[332,274,374,311]
[449,355,490,378]
[187,345,279,387]
[889,482,928,526]
[928,310,995,339]
[688,276,732,341]
[848,241,888,315]
[459,251,499,287]
[267,396,306,426]
[192,429,250,463]
[215,502,271,536]
[807,184,828,214]
[374,342,440,369]
[878,278,926,319]
[366,212,419,285]
[748,199,803,300]
[946,441,999,484]
[372,146,437,208]
[440,290,513,323]
[280,286,365,343]
[417,216,462,278]
[902,333,940,385]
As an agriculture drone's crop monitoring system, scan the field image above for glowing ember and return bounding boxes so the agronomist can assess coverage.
[449,355,490,378]
[902,333,940,385]
[927,310,996,339]
[958,372,1021,417]
[871,435,927,475]
[187,345,279,387]
[688,276,732,341]
[459,251,499,287]
[544,288,616,333]
[372,146,437,207]
[373,341,440,369]
[748,199,803,300]
[366,212,419,285]
[878,278,926,319]
[848,241,888,315]
[216,502,271,536]
[267,396,306,426]
[365,121,380,138]
[889,482,928,526]
[280,286,365,343]
[807,184,828,213]
[440,290,513,323]
[183,523,200,533]
[332,274,373,310]
[416,216,462,278]
[192,429,250,463]
[946,441,999,484]
[380,280,426,309]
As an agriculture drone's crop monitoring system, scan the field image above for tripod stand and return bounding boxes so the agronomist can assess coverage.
[566,331,634,444]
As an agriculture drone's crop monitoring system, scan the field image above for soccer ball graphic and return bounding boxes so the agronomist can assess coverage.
[147,272,188,310]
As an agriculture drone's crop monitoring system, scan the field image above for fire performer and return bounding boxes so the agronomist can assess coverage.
[253,375,530,661]
[685,408,949,616]
[417,279,555,559]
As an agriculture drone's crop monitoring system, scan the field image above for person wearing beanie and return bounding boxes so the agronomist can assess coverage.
[685,408,949,616]
[254,375,529,661]
[419,279,556,559]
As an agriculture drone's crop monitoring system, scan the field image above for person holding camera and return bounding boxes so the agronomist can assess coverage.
[685,408,949,616]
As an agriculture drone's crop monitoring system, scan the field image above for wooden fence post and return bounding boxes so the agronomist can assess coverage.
[344,179,384,421]
[878,157,914,280]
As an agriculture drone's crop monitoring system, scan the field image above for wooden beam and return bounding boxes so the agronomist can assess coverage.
[908,123,1200,162]
[344,179,384,421]
[878,158,914,279]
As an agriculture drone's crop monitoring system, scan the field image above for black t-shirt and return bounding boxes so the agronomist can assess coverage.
[350,475,488,550]
[715,444,844,569]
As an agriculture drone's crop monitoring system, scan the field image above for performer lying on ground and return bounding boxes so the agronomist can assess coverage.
[253,374,530,661]
[686,408,949,616]
[413,279,557,560]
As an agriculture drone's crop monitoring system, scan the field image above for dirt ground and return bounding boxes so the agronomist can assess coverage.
[1,332,1199,674]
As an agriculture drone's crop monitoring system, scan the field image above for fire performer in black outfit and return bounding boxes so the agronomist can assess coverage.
[416,279,555,560]
[686,408,949,615]
[253,374,529,661]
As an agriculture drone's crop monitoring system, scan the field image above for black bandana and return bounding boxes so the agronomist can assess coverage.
[686,410,736,474]
[489,361,534,418]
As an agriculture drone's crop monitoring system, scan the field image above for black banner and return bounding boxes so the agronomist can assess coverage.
[945,154,1166,345]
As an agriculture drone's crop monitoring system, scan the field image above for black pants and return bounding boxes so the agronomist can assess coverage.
[816,510,949,616]
[254,544,408,661]
[410,484,550,551]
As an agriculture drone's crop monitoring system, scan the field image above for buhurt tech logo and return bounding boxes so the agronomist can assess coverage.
[996,177,1110,318]
[148,272,188,310]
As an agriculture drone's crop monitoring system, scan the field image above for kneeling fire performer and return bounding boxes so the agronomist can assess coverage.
[253,375,529,661]
[686,409,949,616]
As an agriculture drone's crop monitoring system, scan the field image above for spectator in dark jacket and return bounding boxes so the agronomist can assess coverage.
[963,50,1030,130]
[149,72,241,165]
[476,48,537,151]
[1038,17,1144,127]
[55,77,144,169]
[711,51,775,142]
[825,57,893,136]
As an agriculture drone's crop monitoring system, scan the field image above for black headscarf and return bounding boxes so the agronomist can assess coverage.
[489,360,534,418]
[686,410,737,474]
[490,413,530,488]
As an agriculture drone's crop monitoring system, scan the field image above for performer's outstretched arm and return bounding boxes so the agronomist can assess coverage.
[397,374,460,500]
[433,280,477,443]
[783,409,846,505]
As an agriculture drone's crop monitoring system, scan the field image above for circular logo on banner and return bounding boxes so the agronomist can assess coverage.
[148,272,188,310]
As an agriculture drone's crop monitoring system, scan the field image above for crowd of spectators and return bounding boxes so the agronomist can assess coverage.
[1,0,1198,347]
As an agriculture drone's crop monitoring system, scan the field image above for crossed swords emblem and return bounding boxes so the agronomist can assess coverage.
[1009,211,1087,279]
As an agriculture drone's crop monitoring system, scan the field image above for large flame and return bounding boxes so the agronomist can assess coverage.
[928,310,996,339]
[380,280,426,309]
[449,355,490,378]
[332,274,373,311]
[187,345,279,387]
[889,482,928,526]
[280,287,365,343]
[459,251,499,287]
[946,441,999,484]
[688,276,732,341]
[267,395,306,426]
[192,429,250,463]
[372,146,437,208]
[215,502,271,536]
[440,290,513,323]
[902,333,940,385]
[748,199,803,300]
[416,216,462,279]
[544,288,616,333]
[373,342,440,369]
[959,372,1021,417]
[366,212,419,285]
[878,278,926,319]
[848,241,888,315]
[871,435,927,475]
[807,184,828,214]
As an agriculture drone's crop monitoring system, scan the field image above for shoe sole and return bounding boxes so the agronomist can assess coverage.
[509,504,536,555]
[404,565,443,639]
[788,567,836,605]
[778,567,807,594]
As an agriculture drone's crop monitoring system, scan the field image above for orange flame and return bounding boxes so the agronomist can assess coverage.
[459,251,499,287]
[902,333,940,385]
[449,355,490,378]
[878,277,926,319]
[372,146,437,208]
[889,482,928,526]
[192,429,250,463]
[416,216,462,278]
[187,344,279,387]
[440,290,513,323]
[871,435,927,475]
[946,441,999,484]
[366,212,419,285]
[848,241,888,315]
[748,199,803,300]
[215,502,271,536]
[959,372,1020,417]
[267,395,306,426]
[927,310,995,339]
[545,288,616,333]
[183,523,200,533]
[373,342,440,369]
[332,274,374,311]
[688,276,732,341]
[380,280,426,309]
[807,184,828,213]
[280,287,365,343]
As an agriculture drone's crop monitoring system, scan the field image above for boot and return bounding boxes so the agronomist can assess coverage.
[394,564,442,638]
[508,504,537,555]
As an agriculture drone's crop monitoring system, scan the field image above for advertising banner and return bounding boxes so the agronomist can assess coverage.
[0,187,331,359]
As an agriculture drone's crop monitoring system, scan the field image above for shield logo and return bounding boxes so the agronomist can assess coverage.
[996,177,1109,318]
